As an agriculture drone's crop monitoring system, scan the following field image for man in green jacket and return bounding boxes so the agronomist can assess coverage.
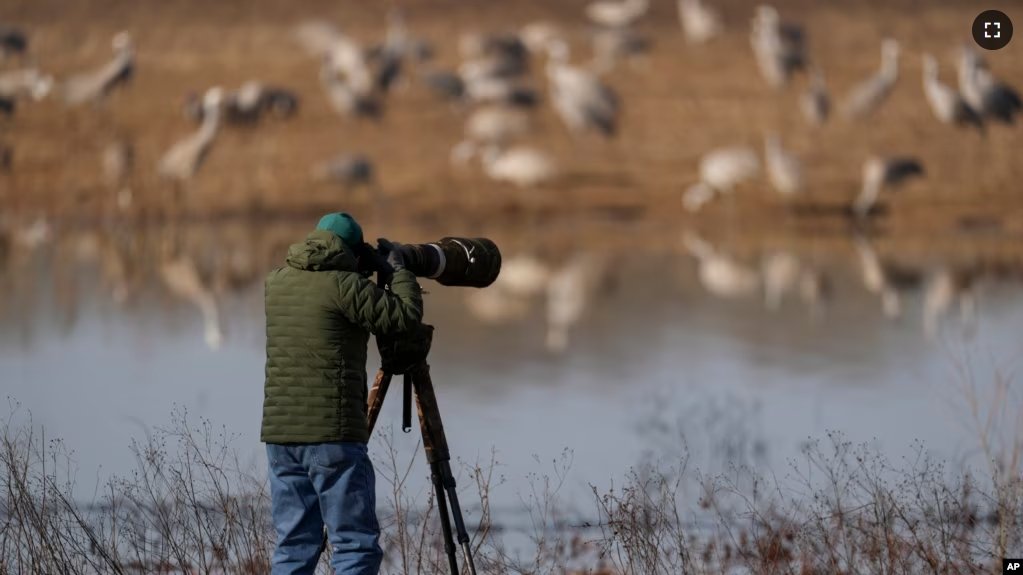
[262,212,423,575]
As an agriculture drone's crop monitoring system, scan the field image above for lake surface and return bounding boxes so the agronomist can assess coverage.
[1,218,1022,525]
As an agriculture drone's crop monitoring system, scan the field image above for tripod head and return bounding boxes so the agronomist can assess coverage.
[376,323,434,375]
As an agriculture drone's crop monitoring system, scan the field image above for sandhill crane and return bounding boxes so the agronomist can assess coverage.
[0,26,27,58]
[682,146,760,212]
[750,5,806,89]
[545,41,619,137]
[451,105,530,164]
[0,68,54,108]
[922,54,982,132]
[459,32,529,84]
[545,253,607,353]
[800,69,829,125]
[677,0,722,45]
[586,0,649,29]
[467,106,530,145]
[682,231,760,299]
[853,155,924,218]
[158,87,223,182]
[480,145,558,188]
[159,255,223,350]
[764,133,802,199]
[319,61,381,119]
[840,38,899,120]
[311,153,376,190]
[63,31,134,106]
[520,21,563,54]
[295,21,373,91]
[958,47,1021,124]
[591,27,651,73]
[186,81,299,125]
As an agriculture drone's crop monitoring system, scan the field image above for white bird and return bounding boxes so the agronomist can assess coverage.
[921,53,983,131]
[545,42,619,137]
[761,251,802,311]
[677,0,722,45]
[311,154,375,189]
[683,231,760,299]
[800,68,829,126]
[683,146,760,212]
[159,255,223,350]
[63,31,134,106]
[0,68,53,102]
[466,105,530,146]
[545,253,607,353]
[319,61,381,119]
[294,20,373,92]
[957,46,1021,124]
[840,38,899,120]
[922,267,977,340]
[465,255,551,324]
[853,155,924,218]
[764,133,802,198]
[749,5,806,89]
[519,21,563,54]
[158,87,223,182]
[586,0,649,29]
[481,145,558,188]
[591,27,651,73]
[852,235,902,319]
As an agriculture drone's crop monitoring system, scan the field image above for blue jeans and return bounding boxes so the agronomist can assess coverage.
[266,442,383,575]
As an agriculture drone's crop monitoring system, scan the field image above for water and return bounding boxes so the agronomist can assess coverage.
[1,218,1022,525]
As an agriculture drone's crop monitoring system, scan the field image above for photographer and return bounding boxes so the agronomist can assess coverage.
[261,212,423,575]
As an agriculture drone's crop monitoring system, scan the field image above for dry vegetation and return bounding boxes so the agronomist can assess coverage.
[2,359,1020,574]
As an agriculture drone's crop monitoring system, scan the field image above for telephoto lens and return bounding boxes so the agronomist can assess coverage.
[396,238,501,288]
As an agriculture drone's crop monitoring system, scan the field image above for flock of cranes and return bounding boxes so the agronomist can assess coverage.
[1,1,1021,352]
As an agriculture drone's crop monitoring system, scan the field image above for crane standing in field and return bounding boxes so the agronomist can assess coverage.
[921,53,983,132]
[63,31,134,107]
[957,46,1021,124]
[683,146,761,212]
[545,41,619,138]
[840,38,899,120]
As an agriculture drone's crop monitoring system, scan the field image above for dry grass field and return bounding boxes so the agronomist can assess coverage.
[1,0,1022,266]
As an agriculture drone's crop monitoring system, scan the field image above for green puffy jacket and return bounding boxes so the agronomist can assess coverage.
[261,230,424,444]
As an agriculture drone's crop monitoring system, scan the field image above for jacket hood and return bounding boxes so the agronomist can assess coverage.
[286,230,357,272]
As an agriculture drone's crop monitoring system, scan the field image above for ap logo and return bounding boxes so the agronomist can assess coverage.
[1005,558,1023,573]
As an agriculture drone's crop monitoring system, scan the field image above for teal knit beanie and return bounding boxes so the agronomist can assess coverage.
[316,212,364,248]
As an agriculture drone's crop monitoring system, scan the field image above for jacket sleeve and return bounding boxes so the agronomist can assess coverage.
[335,269,424,334]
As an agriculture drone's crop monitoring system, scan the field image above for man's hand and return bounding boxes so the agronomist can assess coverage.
[377,238,405,272]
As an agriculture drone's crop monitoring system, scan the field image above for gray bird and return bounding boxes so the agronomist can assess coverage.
[0,26,27,58]
[320,61,381,119]
[800,68,829,126]
[750,5,806,89]
[185,81,298,125]
[840,38,899,120]
[958,46,1020,124]
[921,53,982,132]
[158,87,223,182]
[853,155,923,217]
[311,153,375,189]
[63,31,134,106]
[545,41,619,137]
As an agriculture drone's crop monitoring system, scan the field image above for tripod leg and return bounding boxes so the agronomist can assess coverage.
[410,363,479,575]
[439,462,478,575]
[432,467,460,575]
[366,370,392,436]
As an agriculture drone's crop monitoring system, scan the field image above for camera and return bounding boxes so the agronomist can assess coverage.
[359,237,502,288]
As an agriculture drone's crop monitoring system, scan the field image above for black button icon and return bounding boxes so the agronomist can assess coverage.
[973,10,1013,50]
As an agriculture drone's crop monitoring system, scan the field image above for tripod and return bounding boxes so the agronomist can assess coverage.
[367,324,478,575]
